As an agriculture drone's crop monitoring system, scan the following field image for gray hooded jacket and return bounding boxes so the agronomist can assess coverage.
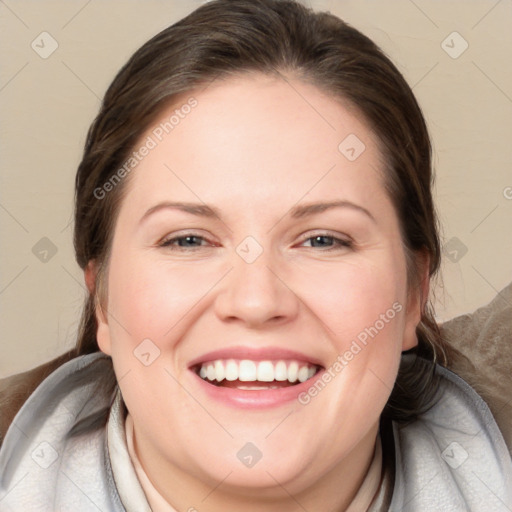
[1,352,511,511]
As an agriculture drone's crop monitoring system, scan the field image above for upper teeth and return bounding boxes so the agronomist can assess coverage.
[198,359,318,384]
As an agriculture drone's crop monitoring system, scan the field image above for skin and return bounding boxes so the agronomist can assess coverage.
[86,72,428,511]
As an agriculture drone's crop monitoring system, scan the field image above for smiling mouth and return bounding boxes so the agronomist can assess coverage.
[194,359,322,390]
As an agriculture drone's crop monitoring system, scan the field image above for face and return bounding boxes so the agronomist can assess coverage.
[92,73,423,503]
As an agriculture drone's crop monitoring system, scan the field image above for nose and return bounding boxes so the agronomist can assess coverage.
[214,246,299,328]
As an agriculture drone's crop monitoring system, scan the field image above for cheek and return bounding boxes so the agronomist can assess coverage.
[103,253,216,424]
[106,251,223,350]
[298,252,408,396]
[301,256,407,341]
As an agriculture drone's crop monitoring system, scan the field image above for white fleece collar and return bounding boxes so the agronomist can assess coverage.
[107,388,152,512]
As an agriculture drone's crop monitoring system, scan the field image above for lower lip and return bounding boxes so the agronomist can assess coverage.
[190,369,325,409]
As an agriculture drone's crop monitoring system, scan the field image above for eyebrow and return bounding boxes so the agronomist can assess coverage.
[139,200,376,224]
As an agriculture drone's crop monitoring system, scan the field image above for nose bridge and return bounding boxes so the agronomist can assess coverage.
[215,236,297,326]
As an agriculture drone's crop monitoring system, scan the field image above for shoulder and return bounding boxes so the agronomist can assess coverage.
[0,352,122,511]
[390,359,512,510]
[0,350,76,447]
[440,281,512,452]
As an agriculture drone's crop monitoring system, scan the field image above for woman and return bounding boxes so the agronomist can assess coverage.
[1,0,511,510]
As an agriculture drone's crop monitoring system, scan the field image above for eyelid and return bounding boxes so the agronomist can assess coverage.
[297,229,352,242]
[297,232,353,251]
[158,230,214,247]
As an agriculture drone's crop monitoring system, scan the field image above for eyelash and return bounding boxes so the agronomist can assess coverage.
[158,232,353,252]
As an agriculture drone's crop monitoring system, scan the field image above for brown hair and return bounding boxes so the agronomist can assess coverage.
[1,0,465,442]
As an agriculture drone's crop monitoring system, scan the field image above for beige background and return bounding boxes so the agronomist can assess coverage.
[1,0,511,378]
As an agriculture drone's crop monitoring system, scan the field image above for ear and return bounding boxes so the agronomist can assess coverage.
[402,250,430,352]
[84,260,112,356]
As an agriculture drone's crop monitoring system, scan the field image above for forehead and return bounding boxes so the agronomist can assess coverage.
[117,72,389,221]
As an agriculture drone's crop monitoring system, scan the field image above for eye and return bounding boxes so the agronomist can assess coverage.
[159,233,212,250]
[158,231,353,252]
[299,232,353,251]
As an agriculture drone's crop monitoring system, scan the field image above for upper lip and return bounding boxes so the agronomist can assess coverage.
[188,346,325,369]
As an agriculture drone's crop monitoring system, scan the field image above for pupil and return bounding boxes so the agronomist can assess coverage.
[313,236,330,247]
[180,236,199,246]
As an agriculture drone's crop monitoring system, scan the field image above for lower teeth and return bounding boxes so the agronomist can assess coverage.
[209,379,295,389]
